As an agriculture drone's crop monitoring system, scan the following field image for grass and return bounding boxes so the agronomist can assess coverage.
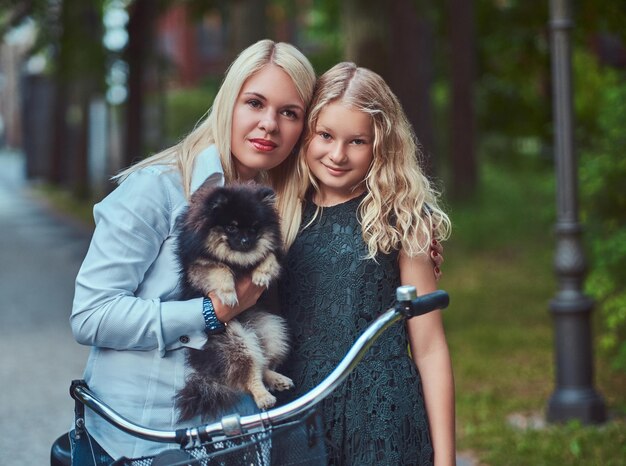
[443,161,626,465]
[36,184,96,228]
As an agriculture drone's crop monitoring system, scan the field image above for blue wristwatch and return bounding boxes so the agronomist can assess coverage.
[202,297,226,334]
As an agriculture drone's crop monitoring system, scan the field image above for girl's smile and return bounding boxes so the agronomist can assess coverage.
[321,163,350,176]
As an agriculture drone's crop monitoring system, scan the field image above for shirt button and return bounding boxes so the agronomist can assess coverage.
[179,335,190,344]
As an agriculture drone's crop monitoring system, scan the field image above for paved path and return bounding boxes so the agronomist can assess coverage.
[0,150,91,465]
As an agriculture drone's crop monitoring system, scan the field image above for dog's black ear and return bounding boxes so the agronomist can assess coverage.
[256,187,276,203]
[208,190,229,211]
[184,184,224,233]
[189,179,217,206]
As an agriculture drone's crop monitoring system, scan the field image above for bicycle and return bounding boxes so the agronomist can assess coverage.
[51,286,449,466]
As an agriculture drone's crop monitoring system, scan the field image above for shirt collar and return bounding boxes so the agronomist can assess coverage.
[190,146,225,194]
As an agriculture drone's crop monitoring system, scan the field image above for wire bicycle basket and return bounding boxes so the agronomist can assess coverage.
[106,408,325,466]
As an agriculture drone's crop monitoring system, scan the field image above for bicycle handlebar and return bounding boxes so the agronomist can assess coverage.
[397,287,450,318]
[70,286,449,447]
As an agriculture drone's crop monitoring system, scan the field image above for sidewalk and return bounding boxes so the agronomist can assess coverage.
[0,149,91,465]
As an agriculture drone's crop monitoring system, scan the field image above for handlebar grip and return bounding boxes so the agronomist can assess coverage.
[395,287,449,318]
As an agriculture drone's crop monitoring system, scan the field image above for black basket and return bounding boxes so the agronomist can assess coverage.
[110,409,327,466]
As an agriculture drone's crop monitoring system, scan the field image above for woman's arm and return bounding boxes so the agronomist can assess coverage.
[399,250,456,466]
[210,276,265,322]
[70,169,206,353]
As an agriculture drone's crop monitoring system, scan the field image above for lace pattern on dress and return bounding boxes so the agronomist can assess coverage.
[279,196,434,465]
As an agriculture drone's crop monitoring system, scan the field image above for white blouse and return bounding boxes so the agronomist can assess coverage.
[71,146,257,459]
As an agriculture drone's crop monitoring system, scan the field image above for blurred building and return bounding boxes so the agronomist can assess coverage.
[157,5,227,89]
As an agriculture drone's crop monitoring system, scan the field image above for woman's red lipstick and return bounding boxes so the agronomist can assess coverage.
[249,139,277,152]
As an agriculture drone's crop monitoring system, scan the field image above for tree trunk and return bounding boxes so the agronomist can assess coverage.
[125,0,157,168]
[448,0,477,199]
[342,0,437,176]
[342,0,390,72]
[50,77,67,185]
[389,0,437,178]
[73,83,91,198]
[49,0,104,193]
[228,0,268,59]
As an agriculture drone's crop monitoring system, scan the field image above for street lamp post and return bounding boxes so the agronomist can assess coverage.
[546,0,606,424]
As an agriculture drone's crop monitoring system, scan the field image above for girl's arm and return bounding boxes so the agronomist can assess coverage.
[400,250,456,466]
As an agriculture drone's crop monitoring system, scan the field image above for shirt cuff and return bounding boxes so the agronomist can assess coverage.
[160,298,207,356]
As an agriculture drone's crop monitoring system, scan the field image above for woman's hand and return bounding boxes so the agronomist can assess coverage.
[209,274,265,323]
[431,239,444,281]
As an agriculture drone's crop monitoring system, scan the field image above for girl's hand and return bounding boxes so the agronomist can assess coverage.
[431,239,444,281]
[209,275,265,323]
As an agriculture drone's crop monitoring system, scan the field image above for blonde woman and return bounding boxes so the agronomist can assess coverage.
[278,62,455,465]
[69,39,315,464]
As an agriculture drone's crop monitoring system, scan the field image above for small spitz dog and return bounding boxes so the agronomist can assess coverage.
[174,181,293,422]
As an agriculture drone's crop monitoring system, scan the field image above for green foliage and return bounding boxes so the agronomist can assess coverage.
[298,0,343,74]
[447,161,554,250]
[59,0,107,81]
[36,184,96,227]
[446,160,626,465]
[470,1,564,172]
[578,65,626,372]
[475,0,551,147]
[164,85,217,144]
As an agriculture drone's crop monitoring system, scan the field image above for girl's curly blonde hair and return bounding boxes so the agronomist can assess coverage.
[288,62,451,258]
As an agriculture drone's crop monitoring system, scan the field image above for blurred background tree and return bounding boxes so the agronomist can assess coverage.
[1,0,625,460]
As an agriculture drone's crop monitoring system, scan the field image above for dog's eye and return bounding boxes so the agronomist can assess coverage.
[225,225,238,234]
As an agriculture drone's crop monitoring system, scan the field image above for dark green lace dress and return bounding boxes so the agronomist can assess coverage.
[278,195,434,466]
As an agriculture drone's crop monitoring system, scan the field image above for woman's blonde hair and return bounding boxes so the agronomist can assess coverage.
[294,62,451,258]
[115,39,316,244]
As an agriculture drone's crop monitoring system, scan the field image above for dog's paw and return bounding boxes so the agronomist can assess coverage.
[253,391,277,411]
[265,370,294,392]
[251,269,274,288]
[215,288,238,307]
[251,255,281,287]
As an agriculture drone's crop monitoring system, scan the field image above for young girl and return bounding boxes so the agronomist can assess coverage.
[69,39,316,464]
[278,62,455,465]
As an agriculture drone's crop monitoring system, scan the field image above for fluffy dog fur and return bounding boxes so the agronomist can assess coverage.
[174,181,293,422]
